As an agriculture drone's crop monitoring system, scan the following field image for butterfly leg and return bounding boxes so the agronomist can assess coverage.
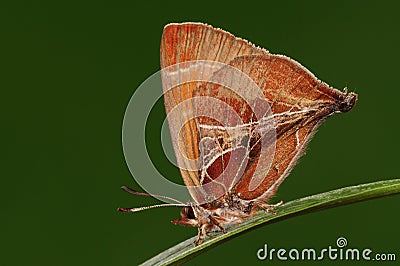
[208,215,227,234]
[194,224,208,246]
[255,200,283,214]
[194,215,227,245]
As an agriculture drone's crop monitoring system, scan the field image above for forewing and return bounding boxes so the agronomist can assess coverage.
[160,23,268,203]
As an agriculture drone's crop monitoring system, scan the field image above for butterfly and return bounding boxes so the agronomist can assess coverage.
[119,22,357,245]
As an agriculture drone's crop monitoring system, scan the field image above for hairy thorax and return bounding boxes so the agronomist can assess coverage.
[172,192,279,245]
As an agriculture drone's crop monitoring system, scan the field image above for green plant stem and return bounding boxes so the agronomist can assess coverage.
[140,179,400,266]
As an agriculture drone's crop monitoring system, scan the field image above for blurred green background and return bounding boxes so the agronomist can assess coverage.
[2,1,399,265]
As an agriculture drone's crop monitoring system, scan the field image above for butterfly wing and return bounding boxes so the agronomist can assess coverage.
[160,23,357,204]
[161,22,267,69]
[160,23,268,203]
[222,54,357,200]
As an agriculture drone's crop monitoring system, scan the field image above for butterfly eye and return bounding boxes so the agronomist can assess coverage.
[187,207,196,219]
[181,206,196,219]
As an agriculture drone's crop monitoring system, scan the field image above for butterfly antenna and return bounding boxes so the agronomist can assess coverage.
[118,203,187,213]
[120,186,184,204]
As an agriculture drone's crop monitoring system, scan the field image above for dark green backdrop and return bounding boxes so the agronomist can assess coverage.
[2,1,399,265]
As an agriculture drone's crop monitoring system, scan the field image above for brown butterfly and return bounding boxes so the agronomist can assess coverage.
[119,22,357,245]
